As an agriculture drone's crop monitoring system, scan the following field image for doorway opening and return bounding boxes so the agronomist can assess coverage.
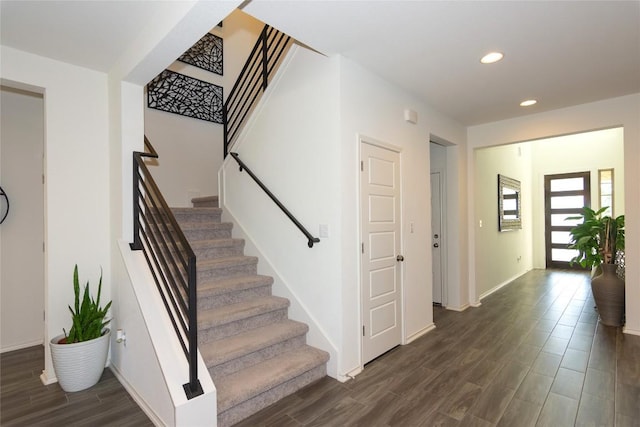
[0,85,45,354]
[430,142,447,307]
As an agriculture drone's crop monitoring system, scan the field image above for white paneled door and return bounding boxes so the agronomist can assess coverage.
[360,140,402,364]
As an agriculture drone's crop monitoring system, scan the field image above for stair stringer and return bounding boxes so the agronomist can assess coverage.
[115,240,217,426]
[216,203,339,380]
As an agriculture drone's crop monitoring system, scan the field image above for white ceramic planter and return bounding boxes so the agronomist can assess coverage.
[50,329,110,392]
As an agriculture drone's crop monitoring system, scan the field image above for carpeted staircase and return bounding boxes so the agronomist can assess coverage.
[172,196,329,427]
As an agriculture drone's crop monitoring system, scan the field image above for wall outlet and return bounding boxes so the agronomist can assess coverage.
[319,224,329,238]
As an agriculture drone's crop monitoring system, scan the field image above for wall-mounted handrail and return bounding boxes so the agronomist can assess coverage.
[130,137,202,399]
[229,152,320,248]
[0,185,9,224]
[223,25,292,157]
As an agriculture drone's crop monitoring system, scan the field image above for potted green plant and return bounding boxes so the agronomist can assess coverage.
[567,206,625,326]
[50,265,112,392]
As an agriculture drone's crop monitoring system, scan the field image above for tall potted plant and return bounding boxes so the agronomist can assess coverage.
[568,206,625,326]
[50,265,112,392]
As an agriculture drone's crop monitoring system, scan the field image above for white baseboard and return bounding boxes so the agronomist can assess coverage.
[446,303,471,312]
[622,327,640,337]
[338,366,363,383]
[40,370,57,385]
[110,364,164,426]
[478,270,530,302]
[1,339,44,354]
[406,323,436,344]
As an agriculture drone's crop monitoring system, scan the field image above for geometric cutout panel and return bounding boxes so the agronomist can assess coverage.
[178,32,223,75]
[370,266,396,299]
[370,301,396,337]
[369,232,395,261]
[369,157,394,187]
[147,70,223,124]
[369,195,395,223]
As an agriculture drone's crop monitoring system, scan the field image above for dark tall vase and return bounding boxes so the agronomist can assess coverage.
[591,263,625,327]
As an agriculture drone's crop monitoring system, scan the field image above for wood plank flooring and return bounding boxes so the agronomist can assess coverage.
[236,269,640,426]
[1,345,152,426]
[1,269,638,426]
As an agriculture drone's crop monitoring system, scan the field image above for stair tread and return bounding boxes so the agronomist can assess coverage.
[201,320,308,368]
[199,274,273,295]
[172,207,222,214]
[178,221,232,230]
[216,345,330,413]
[190,238,244,249]
[198,296,289,328]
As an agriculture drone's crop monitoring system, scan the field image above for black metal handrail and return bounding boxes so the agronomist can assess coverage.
[130,137,202,399]
[223,24,292,156]
[229,152,320,248]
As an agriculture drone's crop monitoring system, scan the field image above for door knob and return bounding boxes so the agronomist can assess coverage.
[433,243,439,248]
[396,255,404,262]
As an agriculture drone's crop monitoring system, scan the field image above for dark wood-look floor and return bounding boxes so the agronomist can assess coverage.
[236,269,640,427]
[2,270,639,426]
[1,345,153,426]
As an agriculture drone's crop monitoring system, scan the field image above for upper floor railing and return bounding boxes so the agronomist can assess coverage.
[223,25,292,156]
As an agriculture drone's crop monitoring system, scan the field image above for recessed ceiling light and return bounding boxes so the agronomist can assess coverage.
[520,99,537,107]
[480,52,504,64]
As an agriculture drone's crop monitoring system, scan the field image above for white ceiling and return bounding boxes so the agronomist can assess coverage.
[2,1,639,126]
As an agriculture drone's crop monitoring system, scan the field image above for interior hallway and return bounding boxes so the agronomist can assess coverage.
[237,269,640,426]
[2,269,639,426]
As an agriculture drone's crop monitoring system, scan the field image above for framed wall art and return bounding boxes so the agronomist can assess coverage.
[147,70,223,124]
[178,32,223,75]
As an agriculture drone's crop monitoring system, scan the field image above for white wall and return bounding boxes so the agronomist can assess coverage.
[221,44,468,379]
[530,128,625,268]
[474,143,533,299]
[221,46,343,375]
[0,87,45,352]
[0,47,111,382]
[144,9,264,207]
[467,94,640,336]
[340,57,433,373]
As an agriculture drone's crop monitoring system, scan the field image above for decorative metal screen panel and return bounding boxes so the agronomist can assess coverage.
[178,33,223,75]
[147,70,223,124]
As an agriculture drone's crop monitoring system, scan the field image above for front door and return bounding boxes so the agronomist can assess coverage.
[360,140,402,364]
[544,172,591,269]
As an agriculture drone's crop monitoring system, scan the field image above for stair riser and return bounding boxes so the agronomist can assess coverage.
[198,262,257,281]
[209,334,306,380]
[198,309,289,343]
[217,364,327,427]
[173,211,222,224]
[191,198,219,208]
[198,285,272,310]
[193,243,245,260]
